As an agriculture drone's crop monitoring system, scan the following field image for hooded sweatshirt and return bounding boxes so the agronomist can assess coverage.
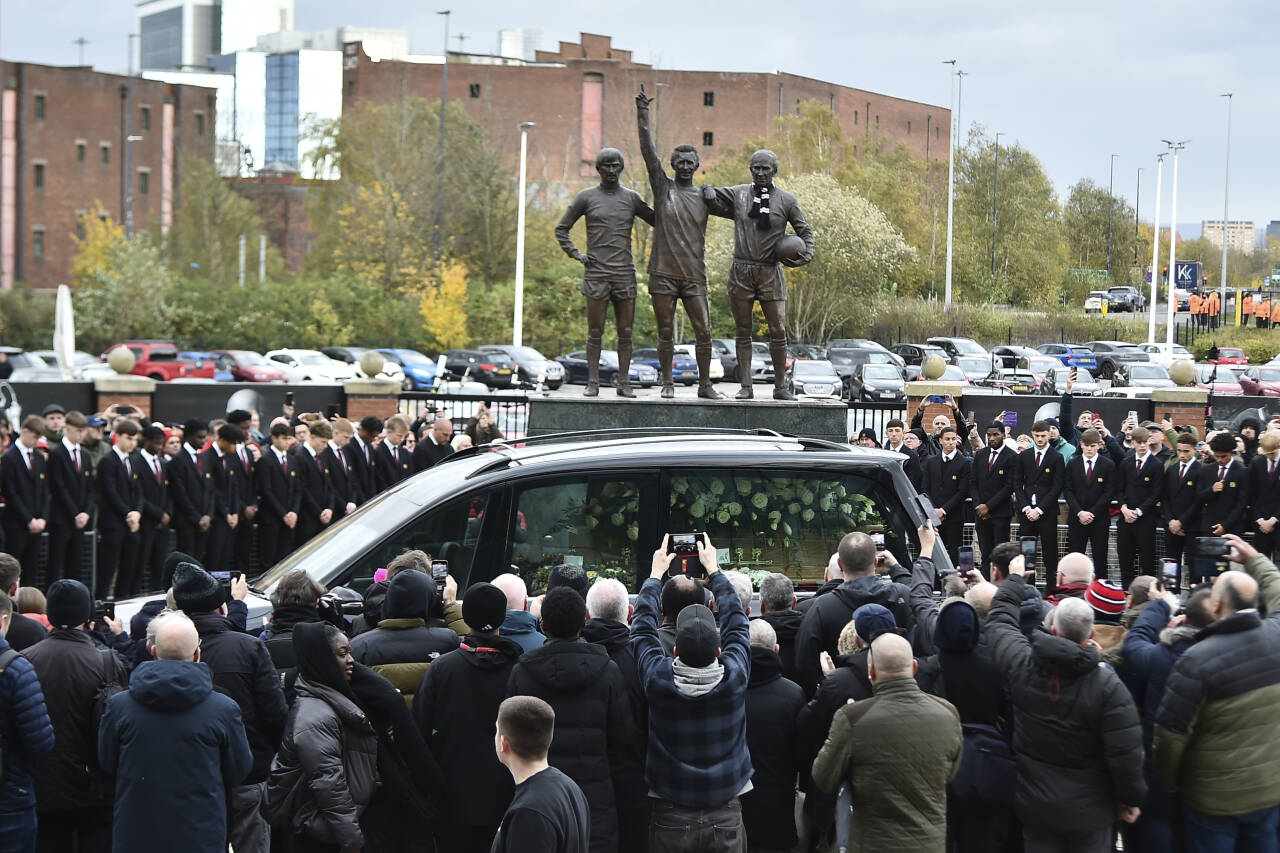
[501,608,546,652]
[760,608,803,683]
[350,570,460,702]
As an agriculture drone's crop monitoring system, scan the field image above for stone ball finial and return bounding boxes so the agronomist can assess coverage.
[108,346,136,375]
[922,354,947,381]
[1169,359,1195,387]
[358,350,385,379]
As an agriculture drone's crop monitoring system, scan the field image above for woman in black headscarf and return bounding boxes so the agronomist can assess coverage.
[266,622,445,852]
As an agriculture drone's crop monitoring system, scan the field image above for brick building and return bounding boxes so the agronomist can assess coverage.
[341,33,949,186]
[0,61,217,290]
[232,170,313,270]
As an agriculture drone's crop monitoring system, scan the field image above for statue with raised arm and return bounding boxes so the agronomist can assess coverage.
[636,85,722,400]
[555,148,655,397]
[703,151,814,400]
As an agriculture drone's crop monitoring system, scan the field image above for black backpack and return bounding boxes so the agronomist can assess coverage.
[92,649,125,732]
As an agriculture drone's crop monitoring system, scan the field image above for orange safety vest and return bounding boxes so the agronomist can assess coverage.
[1244,294,1254,315]
[1208,292,1220,316]
[1258,298,1271,318]
[1272,300,1280,324]
[1191,294,1202,314]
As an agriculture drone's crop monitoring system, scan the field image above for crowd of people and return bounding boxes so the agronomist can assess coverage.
[0,399,508,600]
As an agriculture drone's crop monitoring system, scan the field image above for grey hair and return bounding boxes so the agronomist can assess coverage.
[585,578,629,624]
[1053,597,1095,644]
[146,609,190,650]
[724,571,753,616]
[749,618,777,650]
[759,573,794,612]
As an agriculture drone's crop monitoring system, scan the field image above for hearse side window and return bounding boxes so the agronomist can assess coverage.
[348,492,490,592]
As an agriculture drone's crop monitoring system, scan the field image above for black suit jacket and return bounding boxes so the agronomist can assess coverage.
[970,446,1017,519]
[254,450,300,524]
[293,446,335,522]
[1163,458,1202,529]
[47,442,94,525]
[322,446,356,511]
[131,451,172,525]
[169,447,212,526]
[199,447,242,519]
[343,439,377,505]
[1197,459,1249,533]
[412,438,454,473]
[0,444,51,526]
[1064,453,1117,520]
[229,445,258,511]
[1116,453,1165,517]
[97,450,142,531]
[1247,455,1280,523]
[374,442,413,492]
[920,453,972,519]
[1015,446,1065,512]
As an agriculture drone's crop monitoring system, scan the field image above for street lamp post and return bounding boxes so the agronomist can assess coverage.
[943,60,957,307]
[1146,154,1165,344]
[991,132,1001,276]
[512,121,535,347]
[1163,140,1189,349]
[1106,153,1118,279]
[1134,167,1142,269]
[123,33,138,238]
[433,10,450,261]
[1219,93,1232,307]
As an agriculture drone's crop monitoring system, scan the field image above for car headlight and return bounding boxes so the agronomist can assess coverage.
[863,383,877,391]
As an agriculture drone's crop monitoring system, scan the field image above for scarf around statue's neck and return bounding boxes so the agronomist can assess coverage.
[748,183,774,231]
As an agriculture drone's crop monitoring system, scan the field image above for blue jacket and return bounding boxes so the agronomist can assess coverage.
[98,659,253,853]
[0,636,54,808]
[1122,599,1194,757]
[631,571,752,808]
[501,609,546,653]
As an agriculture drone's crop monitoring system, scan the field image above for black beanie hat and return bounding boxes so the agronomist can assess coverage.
[46,579,92,629]
[173,562,225,614]
[162,551,200,587]
[461,582,507,633]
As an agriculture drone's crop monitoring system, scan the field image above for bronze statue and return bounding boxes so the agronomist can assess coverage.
[636,86,722,400]
[555,148,655,397]
[704,151,814,400]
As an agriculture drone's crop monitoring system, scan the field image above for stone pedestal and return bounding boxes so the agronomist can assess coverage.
[526,396,849,443]
[93,375,157,418]
[343,378,402,423]
[1152,388,1210,438]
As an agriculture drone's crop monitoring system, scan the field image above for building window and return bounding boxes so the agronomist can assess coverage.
[195,112,205,136]
[74,212,87,241]
[875,114,880,128]
[702,131,714,147]
[346,80,355,99]
[140,105,150,131]
[936,127,940,140]
[469,83,481,98]
[138,170,150,196]
[101,143,110,164]
[33,163,45,189]
[32,228,45,259]
[854,111,858,125]
[579,72,604,177]
[34,94,45,120]
[703,91,714,107]
[76,142,86,163]
[907,120,911,135]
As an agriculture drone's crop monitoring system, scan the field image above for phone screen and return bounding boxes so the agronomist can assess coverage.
[870,531,885,549]
[958,546,975,575]
[1002,411,1017,428]
[1020,536,1038,570]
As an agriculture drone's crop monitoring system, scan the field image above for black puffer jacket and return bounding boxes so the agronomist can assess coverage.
[263,603,344,673]
[414,632,524,829]
[743,646,805,851]
[349,580,389,637]
[760,608,803,684]
[987,575,1146,833]
[793,573,912,696]
[349,570,459,702]
[190,611,288,783]
[580,617,649,835]
[506,637,638,853]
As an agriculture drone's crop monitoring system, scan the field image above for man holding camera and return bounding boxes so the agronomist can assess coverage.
[632,534,751,852]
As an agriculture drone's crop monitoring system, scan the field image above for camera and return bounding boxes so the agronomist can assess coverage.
[1195,537,1231,558]
[92,599,115,621]
[668,533,705,579]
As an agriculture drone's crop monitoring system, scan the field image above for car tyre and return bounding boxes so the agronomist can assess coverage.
[401,376,413,391]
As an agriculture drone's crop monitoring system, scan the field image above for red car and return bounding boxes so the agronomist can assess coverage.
[102,341,214,381]
[212,349,287,383]
[1209,346,1248,365]
[1192,364,1244,396]
[1240,366,1280,397]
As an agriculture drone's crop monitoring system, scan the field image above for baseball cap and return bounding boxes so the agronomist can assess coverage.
[87,415,107,428]
[41,403,66,416]
[675,603,719,667]
[853,603,897,645]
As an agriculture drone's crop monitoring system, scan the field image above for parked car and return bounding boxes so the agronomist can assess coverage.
[264,349,355,383]
[926,336,990,361]
[1040,365,1101,396]
[1023,356,1064,385]
[379,348,441,390]
[1035,343,1098,371]
[28,349,112,380]
[1082,340,1148,379]
[556,350,659,388]
[953,355,994,383]
[1137,342,1194,368]
[1209,346,1248,366]
[748,342,778,383]
[672,344,724,381]
[0,348,63,381]
[1239,366,1280,397]
[707,339,741,383]
[889,343,947,367]
[103,341,212,381]
[829,348,901,390]
[973,368,1039,395]
[631,348,699,386]
[210,349,287,383]
[321,346,409,389]
[787,359,843,400]
[1106,286,1147,313]
[440,349,517,389]
[936,364,969,384]
[1083,291,1113,314]
[847,362,906,402]
[1193,364,1245,396]
[478,345,565,390]
[788,343,828,360]
[1112,363,1175,390]
[990,345,1040,370]
[827,338,904,368]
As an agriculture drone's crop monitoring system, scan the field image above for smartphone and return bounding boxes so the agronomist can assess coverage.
[927,394,948,404]
[1162,560,1180,594]
[1070,366,1078,380]
[1195,536,1231,558]
[1164,411,1173,422]
[668,533,706,579]
[1002,411,1018,428]
[285,391,295,406]
[957,546,975,576]
[431,560,448,595]
[1127,410,1138,425]
[93,599,116,621]
[1020,536,1038,572]
[870,531,885,549]
[326,403,341,419]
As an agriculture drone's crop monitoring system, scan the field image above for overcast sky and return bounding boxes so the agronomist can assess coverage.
[10,0,1279,239]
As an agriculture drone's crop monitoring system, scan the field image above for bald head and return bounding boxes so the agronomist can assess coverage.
[868,633,915,683]
[1057,552,1095,586]
[964,582,997,619]
[149,611,200,661]
[1212,570,1260,619]
[826,553,842,582]
[838,532,876,578]
[491,573,527,611]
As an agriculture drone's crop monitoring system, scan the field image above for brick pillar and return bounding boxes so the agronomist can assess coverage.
[343,378,402,423]
[1151,388,1210,438]
[93,375,157,419]
[905,381,968,431]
